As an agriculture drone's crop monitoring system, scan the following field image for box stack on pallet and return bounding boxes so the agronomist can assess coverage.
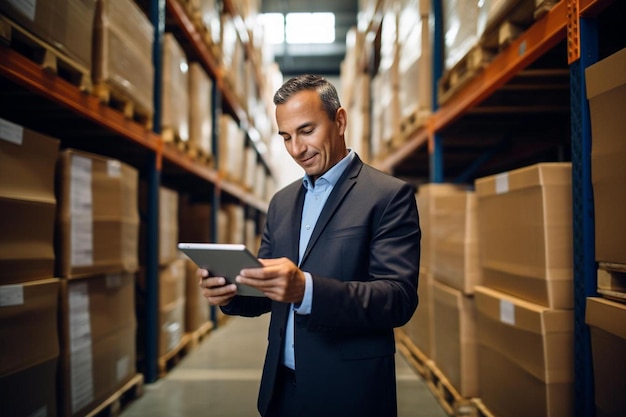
[399,183,481,415]
[1,0,273,413]
[93,0,155,128]
[1,121,62,417]
[438,0,559,105]
[400,163,577,417]
[397,0,431,142]
[474,162,575,417]
[341,0,432,163]
[585,46,626,417]
[0,0,95,92]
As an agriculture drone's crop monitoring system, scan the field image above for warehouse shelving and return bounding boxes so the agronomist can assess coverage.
[0,0,274,385]
[366,1,623,416]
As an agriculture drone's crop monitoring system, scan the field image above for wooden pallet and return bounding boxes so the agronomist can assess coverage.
[0,15,92,92]
[187,144,213,166]
[597,262,626,303]
[453,398,496,417]
[187,320,215,350]
[85,374,144,417]
[395,329,432,380]
[396,329,490,417]
[438,45,495,105]
[399,108,431,139]
[92,82,153,130]
[479,0,539,51]
[158,333,192,377]
[534,0,561,20]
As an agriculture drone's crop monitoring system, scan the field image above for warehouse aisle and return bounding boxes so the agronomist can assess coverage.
[121,314,447,417]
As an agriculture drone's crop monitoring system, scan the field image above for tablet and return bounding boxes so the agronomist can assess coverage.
[178,243,265,297]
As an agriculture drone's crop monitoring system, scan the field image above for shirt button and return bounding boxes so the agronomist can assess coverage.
[305,225,311,230]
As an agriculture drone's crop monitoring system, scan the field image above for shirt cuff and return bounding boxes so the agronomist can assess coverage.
[294,272,313,315]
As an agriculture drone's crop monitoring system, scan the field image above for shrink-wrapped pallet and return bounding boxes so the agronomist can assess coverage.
[442,0,480,70]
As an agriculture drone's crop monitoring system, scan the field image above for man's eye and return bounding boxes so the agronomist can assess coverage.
[302,129,313,135]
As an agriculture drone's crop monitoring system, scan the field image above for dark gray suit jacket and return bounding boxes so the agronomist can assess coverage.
[222,154,421,417]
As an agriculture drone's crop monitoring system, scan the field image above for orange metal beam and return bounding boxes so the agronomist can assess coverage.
[0,44,162,153]
[431,0,610,133]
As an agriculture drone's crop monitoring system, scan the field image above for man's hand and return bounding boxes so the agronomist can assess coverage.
[237,258,306,303]
[197,268,237,306]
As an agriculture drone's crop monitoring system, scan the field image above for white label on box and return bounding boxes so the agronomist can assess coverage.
[165,321,182,351]
[70,156,94,267]
[106,273,122,289]
[495,173,509,194]
[499,299,516,325]
[28,406,47,417]
[116,355,131,382]
[0,117,24,145]
[69,282,94,413]
[107,160,122,177]
[0,284,24,307]
[7,0,36,21]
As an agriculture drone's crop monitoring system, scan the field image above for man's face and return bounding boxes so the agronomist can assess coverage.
[276,90,347,181]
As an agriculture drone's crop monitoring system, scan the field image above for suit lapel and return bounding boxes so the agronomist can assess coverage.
[291,183,306,265]
[300,156,363,266]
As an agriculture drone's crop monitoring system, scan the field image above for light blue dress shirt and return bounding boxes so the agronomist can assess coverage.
[282,149,355,370]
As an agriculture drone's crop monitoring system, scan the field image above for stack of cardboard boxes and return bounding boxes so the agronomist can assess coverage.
[431,189,481,399]
[0,119,61,417]
[585,46,626,417]
[474,163,574,417]
[56,149,140,417]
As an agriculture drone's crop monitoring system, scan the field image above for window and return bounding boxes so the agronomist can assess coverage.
[261,12,335,45]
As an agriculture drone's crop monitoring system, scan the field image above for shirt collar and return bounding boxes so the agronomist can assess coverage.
[302,149,355,190]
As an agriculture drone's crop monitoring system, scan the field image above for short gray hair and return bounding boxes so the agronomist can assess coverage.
[273,74,341,121]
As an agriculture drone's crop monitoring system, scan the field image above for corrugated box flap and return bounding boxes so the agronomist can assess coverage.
[585,47,626,99]
[475,163,571,197]
[586,296,626,339]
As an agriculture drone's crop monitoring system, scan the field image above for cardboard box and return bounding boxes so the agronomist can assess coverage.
[0,278,60,376]
[158,259,186,356]
[189,62,213,159]
[586,297,626,417]
[56,149,140,278]
[162,33,189,142]
[0,357,58,417]
[432,190,481,294]
[59,273,137,417]
[0,278,60,416]
[185,258,210,332]
[0,0,96,69]
[585,47,626,264]
[404,267,436,360]
[475,163,573,309]
[160,258,186,307]
[178,194,212,244]
[416,184,466,271]
[93,0,154,115]
[433,280,479,397]
[0,119,59,283]
[475,286,574,417]
[160,298,186,357]
[159,187,179,265]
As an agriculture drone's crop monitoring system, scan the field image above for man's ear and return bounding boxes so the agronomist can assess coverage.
[335,107,347,136]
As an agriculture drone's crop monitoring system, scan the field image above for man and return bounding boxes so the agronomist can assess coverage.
[198,74,420,416]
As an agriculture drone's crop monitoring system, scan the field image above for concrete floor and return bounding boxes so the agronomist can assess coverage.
[121,315,448,417]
